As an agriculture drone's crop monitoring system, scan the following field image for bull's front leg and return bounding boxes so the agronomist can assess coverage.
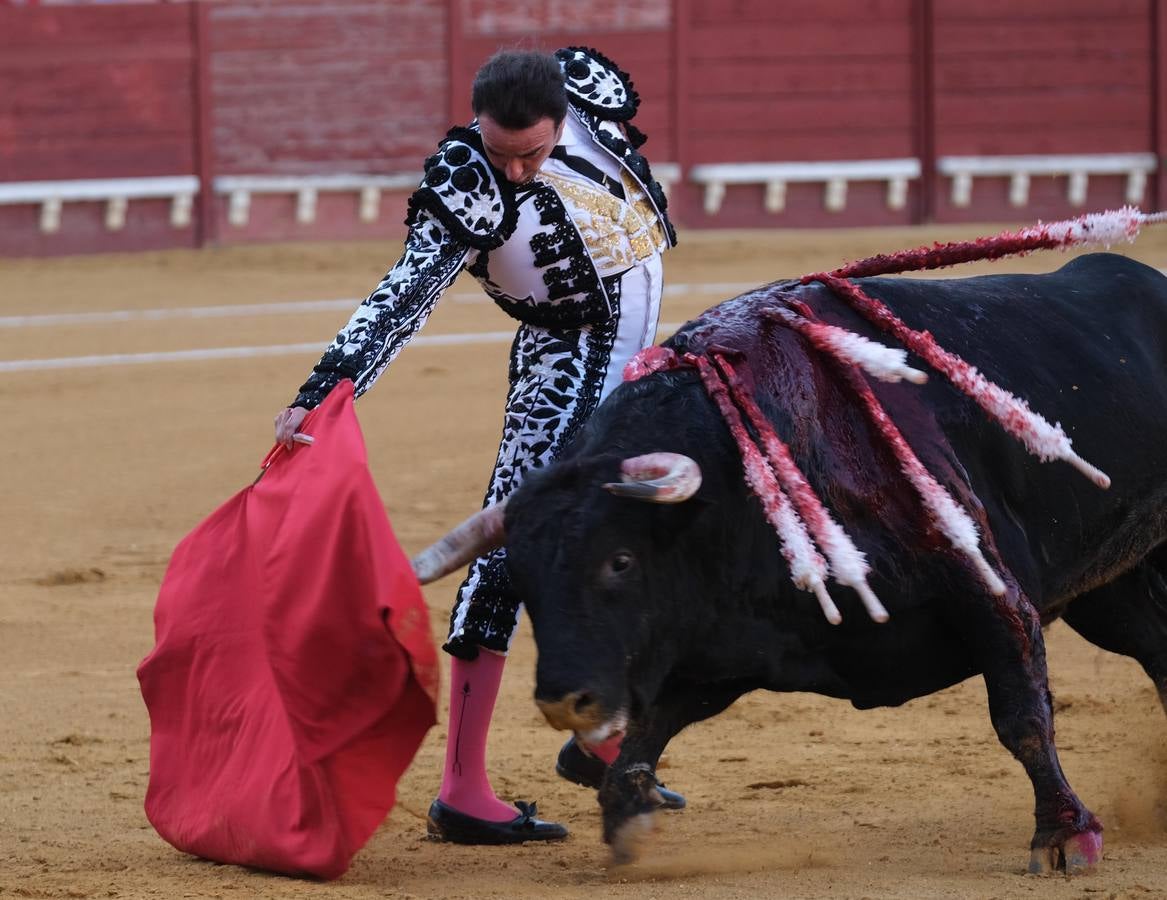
[600,681,745,864]
[967,582,1103,875]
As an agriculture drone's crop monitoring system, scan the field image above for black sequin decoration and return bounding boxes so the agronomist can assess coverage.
[445,144,471,166]
[451,166,478,192]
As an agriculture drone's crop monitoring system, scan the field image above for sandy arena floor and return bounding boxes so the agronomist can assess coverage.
[2,224,1166,899]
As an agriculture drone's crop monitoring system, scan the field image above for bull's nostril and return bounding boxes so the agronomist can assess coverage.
[535,690,606,732]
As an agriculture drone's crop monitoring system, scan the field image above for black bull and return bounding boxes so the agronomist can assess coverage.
[416,252,1167,871]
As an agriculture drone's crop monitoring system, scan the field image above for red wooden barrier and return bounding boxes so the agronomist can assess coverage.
[678,0,918,229]
[931,0,1153,222]
[0,2,197,255]
[0,0,1163,255]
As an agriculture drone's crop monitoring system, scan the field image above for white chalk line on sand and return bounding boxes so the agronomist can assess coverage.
[15,263,1164,331]
[0,282,758,330]
[0,324,687,373]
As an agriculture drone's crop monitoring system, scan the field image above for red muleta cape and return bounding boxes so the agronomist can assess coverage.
[137,381,438,880]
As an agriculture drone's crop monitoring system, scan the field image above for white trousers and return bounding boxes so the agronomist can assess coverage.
[443,252,665,658]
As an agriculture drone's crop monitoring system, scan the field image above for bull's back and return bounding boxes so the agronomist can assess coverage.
[780,255,1167,703]
[853,253,1167,607]
[858,253,1167,420]
[597,255,1167,704]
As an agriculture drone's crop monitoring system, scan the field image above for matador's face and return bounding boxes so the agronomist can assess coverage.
[478,114,564,186]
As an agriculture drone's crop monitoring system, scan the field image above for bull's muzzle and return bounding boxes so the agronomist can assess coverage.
[536,691,607,733]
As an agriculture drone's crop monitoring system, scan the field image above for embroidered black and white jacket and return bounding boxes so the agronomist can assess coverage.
[292,47,676,409]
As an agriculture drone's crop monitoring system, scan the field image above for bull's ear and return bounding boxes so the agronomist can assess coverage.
[648,494,713,551]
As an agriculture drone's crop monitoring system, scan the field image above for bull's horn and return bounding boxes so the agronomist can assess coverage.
[603,452,702,503]
[410,501,507,585]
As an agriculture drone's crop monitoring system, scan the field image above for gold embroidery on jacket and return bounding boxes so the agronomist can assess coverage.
[621,170,668,257]
[536,168,665,273]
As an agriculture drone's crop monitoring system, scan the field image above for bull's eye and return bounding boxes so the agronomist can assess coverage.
[599,550,636,589]
[608,550,634,575]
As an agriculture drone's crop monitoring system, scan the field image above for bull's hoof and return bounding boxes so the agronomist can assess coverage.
[608,812,655,865]
[1027,830,1103,876]
[557,737,687,809]
[600,762,665,863]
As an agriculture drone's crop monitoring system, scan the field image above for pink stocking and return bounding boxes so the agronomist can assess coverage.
[437,651,517,822]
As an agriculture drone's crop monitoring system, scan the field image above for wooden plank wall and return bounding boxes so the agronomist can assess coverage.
[451,0,675,226]
[0,2,197,255]
[0,0,1163,255]
[205,0,449,243]
[451,0,673,139]
[676,0,918,228]
[931,0,1154,222]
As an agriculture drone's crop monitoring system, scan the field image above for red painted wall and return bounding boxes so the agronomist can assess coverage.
[450,1,675,229]
[0,2,198,255]
[205,0,448,243]
[0,0,1163,256]
[452,0,672,130]
[931,0,1154,222]
[209,2,447,175]
[675,0,919,228]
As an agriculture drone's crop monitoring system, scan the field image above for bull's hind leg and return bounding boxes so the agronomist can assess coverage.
[961,580,1103,875]
[1063,545,1167,714]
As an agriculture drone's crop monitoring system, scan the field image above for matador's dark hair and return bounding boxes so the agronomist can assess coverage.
[471,50,567,129]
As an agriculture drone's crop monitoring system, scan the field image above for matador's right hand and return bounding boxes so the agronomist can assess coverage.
[273,406,313,450]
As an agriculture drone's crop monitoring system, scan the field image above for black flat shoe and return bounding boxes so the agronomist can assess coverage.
[555,736,687,810]
[426,799,568,845]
